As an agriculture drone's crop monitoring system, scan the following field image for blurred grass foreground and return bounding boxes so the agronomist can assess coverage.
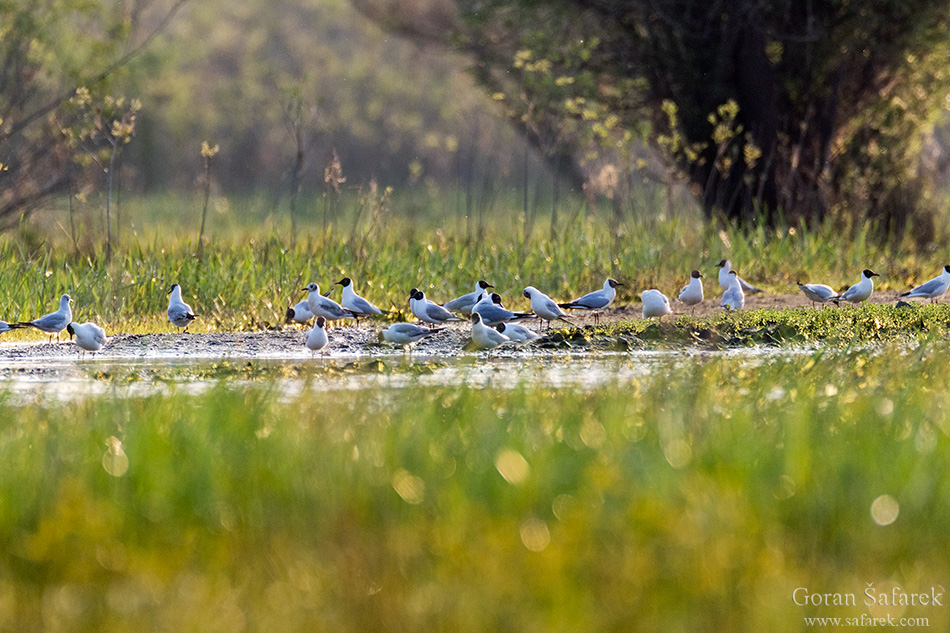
[1,345,948,632]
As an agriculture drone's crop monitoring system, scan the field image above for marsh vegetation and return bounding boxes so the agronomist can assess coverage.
[1,344,948,631]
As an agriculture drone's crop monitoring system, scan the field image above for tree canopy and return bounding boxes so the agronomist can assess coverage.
[356,0,950,235]
[4,0,950,238]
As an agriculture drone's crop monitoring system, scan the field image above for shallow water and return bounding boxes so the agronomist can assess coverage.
[0,342,812,403]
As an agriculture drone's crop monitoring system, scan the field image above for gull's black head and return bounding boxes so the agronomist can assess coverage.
[495,324,507,333]
[691,270,703,279]
[863,269,880,278]
[66,323,75,337]
[607,278,623,288]
[479,280,494,290]
[285,307,296,322]
[943,265,950,274]
[471,312,482,324]
[523,288,531,299]
[167,283,180,295]
[316,316,327,328]
[717,260,728,268]
[491,293,503,305]
[336,277,351,287]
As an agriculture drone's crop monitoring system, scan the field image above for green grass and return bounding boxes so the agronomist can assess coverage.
[1,345,948,631]
[3,192,950,335]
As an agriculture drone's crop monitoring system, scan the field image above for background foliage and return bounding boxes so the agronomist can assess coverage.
[2,0,950,245]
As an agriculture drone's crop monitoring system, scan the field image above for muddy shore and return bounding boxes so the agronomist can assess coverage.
[0,290,911,361]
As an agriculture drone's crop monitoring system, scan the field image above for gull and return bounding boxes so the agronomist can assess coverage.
[900,265,950,303]
[66,321,107,356]
[380,322,443,349]
[336,277,391,321]
[304,283,357,323]
[409,289,463,325]
[641,289,672,318]
[834,269,879,305]
[472,292,534,326]
[444,280,494,315]
[495,322,540,343]
[167,284,197,332]
[677,270,704,313]
[14,293,72,342]
[523,286,575,330]
[285,299,315,325]
[558,278,623,324]
[797,281,837,307]
[471,312,510,350]
[306,316,329,356]
[721,270,745,310]
[717,260,761,294]
[0,321,11,333]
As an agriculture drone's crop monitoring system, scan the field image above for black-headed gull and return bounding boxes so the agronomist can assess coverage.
[15,294,72,341]
[304,283,357,323]
[66,321,107,355]
[721,270,745,310]
[167,284,197,332]
[472,292,533,326]
[797,282,837,307]
[717,260,761,294]
[558,278,623,324]
[641,289,672,318]
[285,299,315,324]
[471,312,510,350]
[306,316,329,356]
[444,280,494,315]
[834,269,879,304]
[677,270,703,312]
[409,289,463,325]
[380,322,443,348]
[495,322,540,343]
[336,277,390,321]
[900,265,950,303]
[523,286,574,330]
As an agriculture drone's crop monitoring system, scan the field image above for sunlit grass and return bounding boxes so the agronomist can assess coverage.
[2,191,948,335]
[0,344,948,631]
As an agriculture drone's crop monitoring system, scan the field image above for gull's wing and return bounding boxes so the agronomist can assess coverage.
[424,302,457,322]
[803,283,835,297]
[316,297,353,319]
[391,323,426,336]
[444,291,477,312]
[350,295,382,315]
[474,304,513,323]
[32,313,66,329]
[737,277,760,293]
[169,300,196,318]
[544,296,569,317]
[563,290,610,310]
[908,277,945,296]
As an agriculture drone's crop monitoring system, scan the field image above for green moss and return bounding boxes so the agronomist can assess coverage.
[553,303,950,349]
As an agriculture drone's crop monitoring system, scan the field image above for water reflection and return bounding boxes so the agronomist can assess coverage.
[0,348,808,402]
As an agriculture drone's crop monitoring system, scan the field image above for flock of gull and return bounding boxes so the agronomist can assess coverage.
[1,260,949,355]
